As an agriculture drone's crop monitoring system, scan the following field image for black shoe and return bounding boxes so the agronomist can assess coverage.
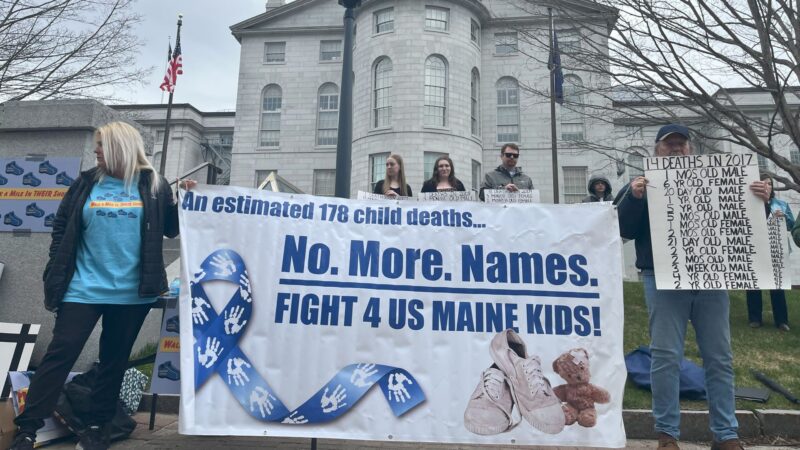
[8,431,36,450]
[76,425,109,450]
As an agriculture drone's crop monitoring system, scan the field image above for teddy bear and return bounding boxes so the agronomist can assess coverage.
[551,348,610,428]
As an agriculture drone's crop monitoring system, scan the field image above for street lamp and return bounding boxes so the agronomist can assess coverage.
[334,0,361,199]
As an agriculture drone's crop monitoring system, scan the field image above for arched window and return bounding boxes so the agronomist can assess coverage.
[373,57,393,128]
[627,148,646,181]
[260,84,282,147]
[561,74,584,141]
[424,55,447,127]
[317,83,339,146]
[471,68,480,136]
[496,77,519,142]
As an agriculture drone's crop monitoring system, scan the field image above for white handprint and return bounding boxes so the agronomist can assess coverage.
[226,357,251,386]
[249,386,275,418]
[210,253,236,277]
[350,363,378,388]
[320,384,347,413]
[192,270,206,284]
[224,305,247,335]
[281,411,308,424]
[191,297,210,325]
[197,337,223,369]
[239,272,251,303]
[387,373,412,403]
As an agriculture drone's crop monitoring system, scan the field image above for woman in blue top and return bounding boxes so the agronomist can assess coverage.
[10,122,191,450]
[747,174,795,331]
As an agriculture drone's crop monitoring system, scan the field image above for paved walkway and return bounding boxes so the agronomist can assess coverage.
[39,414,799,450]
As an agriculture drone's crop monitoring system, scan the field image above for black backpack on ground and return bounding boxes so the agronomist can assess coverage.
[53,364,136,441]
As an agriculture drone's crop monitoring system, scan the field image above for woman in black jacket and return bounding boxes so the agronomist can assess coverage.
[420,155,466,193]
[373,154,412,198]
[10,122,187,450]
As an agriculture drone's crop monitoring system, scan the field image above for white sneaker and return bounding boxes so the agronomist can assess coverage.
[490,329,565,434]
[464,365,517,435]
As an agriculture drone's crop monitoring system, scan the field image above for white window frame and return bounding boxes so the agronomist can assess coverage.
[563,166,587,204]
[263,42,286,63]
[791,149,800,165]
[425,6,450,32]
[561,74,585,141]
[373,57,393,128]
[471,159,481,192]
[627,150,645,182]
[496,77,520,143]
[370,153,390,190]
[424,152,448,181]
[259,85,282,148]
[313,169,336,197]
[319,40,342,61]
[317,83,339,147]
[471,68,480,136]
[494,32,518,55]
[470,19,481,47]
[374,8,394,34]
[424,55,447,127]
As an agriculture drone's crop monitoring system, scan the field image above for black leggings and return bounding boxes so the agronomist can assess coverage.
[14,302,151,432]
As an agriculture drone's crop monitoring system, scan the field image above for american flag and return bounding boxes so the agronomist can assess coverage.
[159,31,183,93]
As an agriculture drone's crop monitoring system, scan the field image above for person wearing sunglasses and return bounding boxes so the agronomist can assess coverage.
[479,143,533,201]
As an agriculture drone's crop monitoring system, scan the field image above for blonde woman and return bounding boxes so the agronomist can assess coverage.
[10,122,187,450]
[373,154,412,198]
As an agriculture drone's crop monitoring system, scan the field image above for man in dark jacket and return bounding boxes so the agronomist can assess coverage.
[582,175,613,203]
[615,124,769,450]
[479,143,533,201]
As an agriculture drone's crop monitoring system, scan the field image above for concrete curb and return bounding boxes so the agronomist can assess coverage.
[139,396,799,441]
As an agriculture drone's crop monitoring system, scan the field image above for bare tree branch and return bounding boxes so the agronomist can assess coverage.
[0,0,150,101]
[513,0,800,191]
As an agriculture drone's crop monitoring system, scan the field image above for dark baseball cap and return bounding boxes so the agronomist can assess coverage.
[655,124,690,143]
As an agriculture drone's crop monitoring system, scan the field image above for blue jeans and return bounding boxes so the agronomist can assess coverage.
[642,271,738,442]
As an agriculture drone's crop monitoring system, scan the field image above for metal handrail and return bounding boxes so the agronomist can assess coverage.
[168,162,222,186]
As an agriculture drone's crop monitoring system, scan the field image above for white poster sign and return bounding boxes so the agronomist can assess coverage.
[483,189,541,204]
[177,186,626,447]
[767,215,792,289]
[418,191,475,202]
[645,154,774,290]
[356,191,410,201]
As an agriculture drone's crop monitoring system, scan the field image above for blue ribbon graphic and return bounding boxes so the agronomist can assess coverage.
[190,249,425,423]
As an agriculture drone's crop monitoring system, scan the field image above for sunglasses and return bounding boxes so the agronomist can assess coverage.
[503,153,519,159]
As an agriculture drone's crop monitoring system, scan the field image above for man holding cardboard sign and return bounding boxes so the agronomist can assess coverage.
[615,124,770,450]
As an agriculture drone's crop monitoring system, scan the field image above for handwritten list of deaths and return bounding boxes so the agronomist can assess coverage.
[645,154,775,290]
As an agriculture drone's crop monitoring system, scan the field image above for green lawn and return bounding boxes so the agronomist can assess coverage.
[622,281,800,410]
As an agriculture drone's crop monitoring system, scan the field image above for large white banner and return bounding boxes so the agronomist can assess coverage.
[645,154,774,290]
[177,186,626,447]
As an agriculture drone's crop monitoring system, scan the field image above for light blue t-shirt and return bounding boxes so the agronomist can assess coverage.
[63,175,156,305]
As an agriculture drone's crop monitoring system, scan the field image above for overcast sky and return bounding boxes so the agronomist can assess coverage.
[117,0,286,111]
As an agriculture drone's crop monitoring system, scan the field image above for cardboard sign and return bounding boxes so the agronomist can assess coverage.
[483,189,541,204]
[645,154,774,290]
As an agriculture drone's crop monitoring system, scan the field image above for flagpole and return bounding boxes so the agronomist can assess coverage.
[159,15,182,177]
[549,7,559,204]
